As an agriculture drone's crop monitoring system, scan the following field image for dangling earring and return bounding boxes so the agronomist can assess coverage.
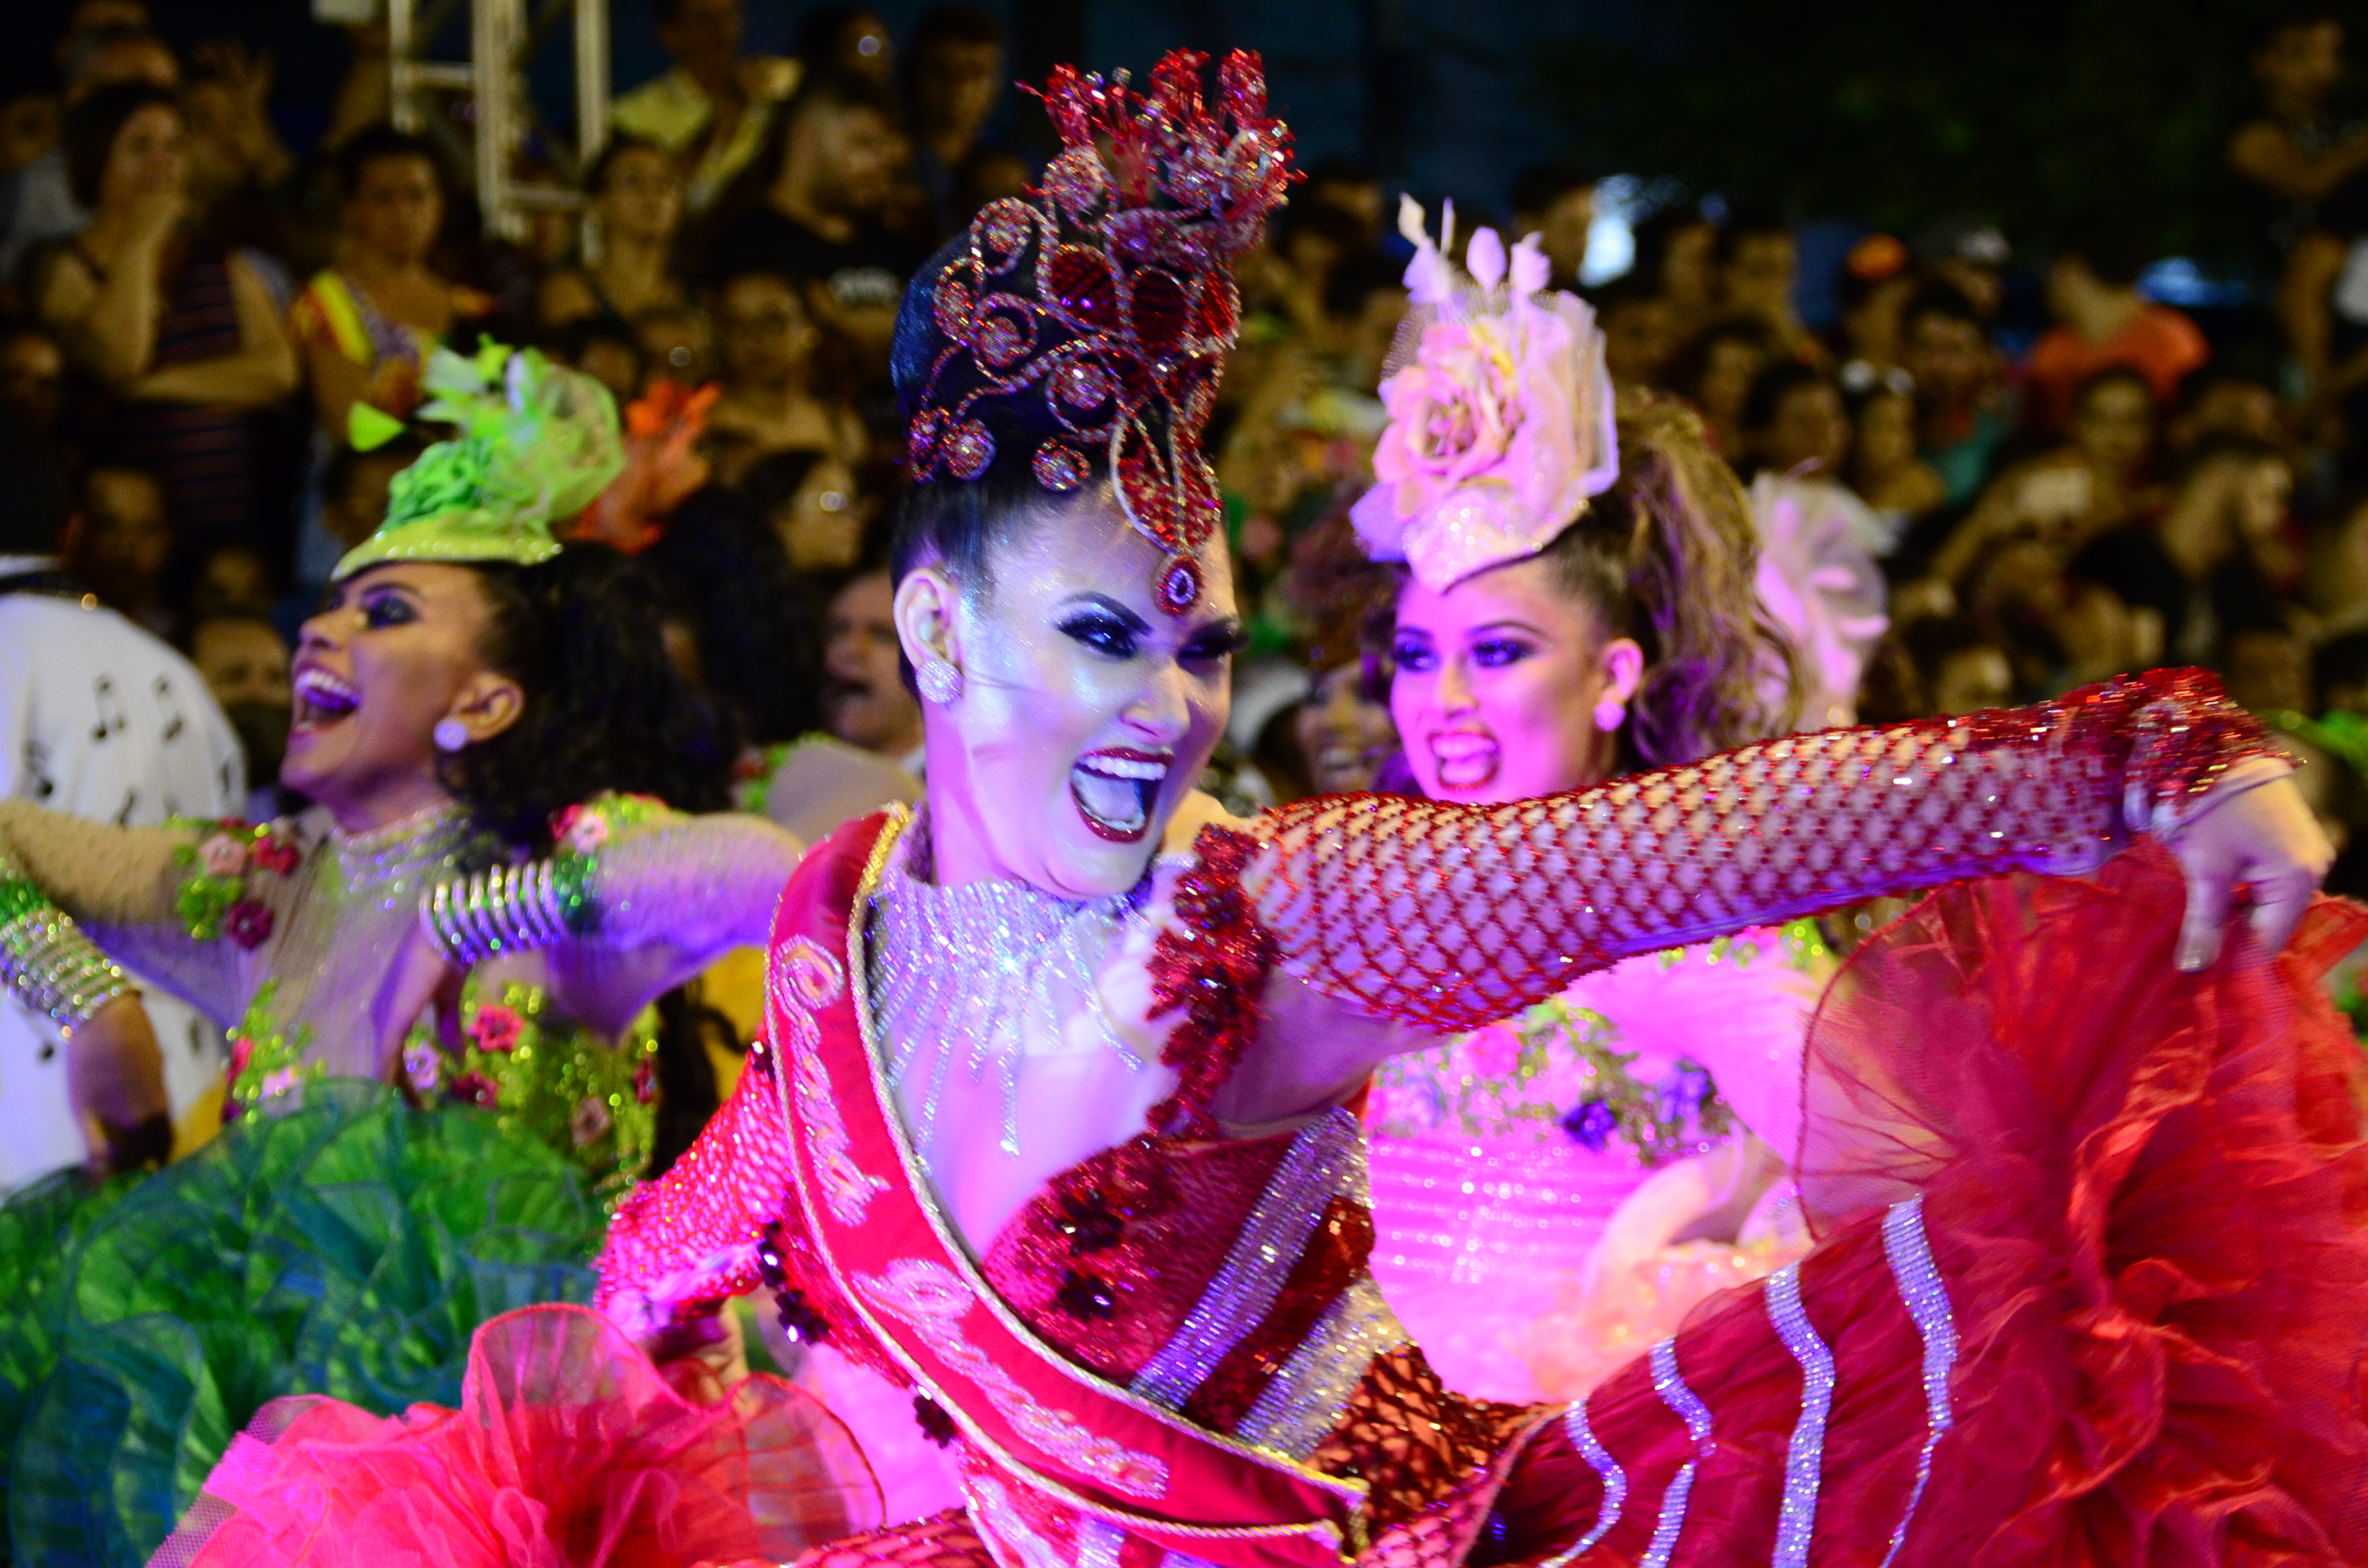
[1593,698,1626,733]
[432,718,470,753]
[916,660,964,705]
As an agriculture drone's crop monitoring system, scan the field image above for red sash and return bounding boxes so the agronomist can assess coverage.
[767,810,1365,1566]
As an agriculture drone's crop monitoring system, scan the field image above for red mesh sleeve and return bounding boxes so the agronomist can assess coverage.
[595,1040,799,1312]
[1249,669,2275,1033]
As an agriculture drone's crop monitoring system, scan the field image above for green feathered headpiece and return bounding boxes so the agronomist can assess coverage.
[333,341,627,582]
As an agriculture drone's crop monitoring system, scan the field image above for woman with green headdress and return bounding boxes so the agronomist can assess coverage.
[0,342,823,1567]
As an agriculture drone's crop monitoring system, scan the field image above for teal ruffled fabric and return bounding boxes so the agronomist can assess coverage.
[0,1082,607,1567]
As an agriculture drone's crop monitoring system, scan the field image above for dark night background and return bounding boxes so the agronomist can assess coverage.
[8,0,2310,265]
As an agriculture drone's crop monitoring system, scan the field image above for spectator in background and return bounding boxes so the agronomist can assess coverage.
[177,42,297,265]
[1717,208,1823,366]
[2223,616,2314,714]
[2166,363,2287,455]
[633,298,712,384]
[308,433,423,591]
[1741,360,1850,479]
[1294,641,1397,797]
[901,6,1005,243]
[2075,434,2296,667]
[1627,204,1720,343]
[821,559,924,771]
[798,6,896,89]
[1936,367,2160,595]
[739,446,869,573]
[708,71,920,378]
[0,83,62,179]
[1301,160,1386,255]
[1592,274,1680,388]
[2024,214,2208,436]
[1908,215,2011,323]
[1833,233,1915,373]
[538,138,691,333]
[0,321,67,437]
[1840,363,1946,528]
[949,145,1030,234]
[548,315,648,404]
[1900,615,2016,715]
[2318,630,2368,714]
[0,22,177,284]
[186,541,275,621]
[1901,281,2014,508]
[184,610,291,820]
[35,83,297,551]
[69,464,171,636]
[702,265,866,486]
[1668,316,1772,461]
[1509,161,1597,293]
[2228,9,2365,262]
[611,0,798,216]
[288,129,491,443]
[0,407,243,1189]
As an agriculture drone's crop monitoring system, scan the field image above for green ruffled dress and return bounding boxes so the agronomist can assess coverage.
[0,799,678,1567]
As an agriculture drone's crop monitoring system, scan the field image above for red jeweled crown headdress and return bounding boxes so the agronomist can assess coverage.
[901,50,1293,614]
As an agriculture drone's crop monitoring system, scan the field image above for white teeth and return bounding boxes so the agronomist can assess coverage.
[293,668,358,714]
[1430,733,1494,761]
[1077,754,1169,781]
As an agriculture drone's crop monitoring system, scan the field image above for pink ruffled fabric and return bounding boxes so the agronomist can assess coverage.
[151,1305,881,1568]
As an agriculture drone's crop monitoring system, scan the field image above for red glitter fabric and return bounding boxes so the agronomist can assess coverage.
[1251,669,2274,1033]
[1146,825,1273,1132]
[1183,1196,1374,1434]
[981,1130,1293,1383]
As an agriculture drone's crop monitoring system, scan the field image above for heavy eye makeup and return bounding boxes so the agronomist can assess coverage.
[358,585,422,630]
[1053,595,1244,669]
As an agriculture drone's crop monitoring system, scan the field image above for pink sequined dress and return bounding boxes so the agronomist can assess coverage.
[160,673,2368,1568]
[1366,922,1831,1404]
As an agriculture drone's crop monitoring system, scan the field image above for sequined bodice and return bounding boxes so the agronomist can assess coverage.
[862,834,1185,1255]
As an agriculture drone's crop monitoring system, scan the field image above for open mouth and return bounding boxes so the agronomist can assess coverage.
[1427,730,1499,790]
[1069,748,1171,843]
[292,666,359,732]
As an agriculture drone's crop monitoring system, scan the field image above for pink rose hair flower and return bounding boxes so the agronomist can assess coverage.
[1351,198,1620,591]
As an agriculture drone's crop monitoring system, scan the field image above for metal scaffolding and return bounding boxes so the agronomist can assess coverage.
[385,0,609,241]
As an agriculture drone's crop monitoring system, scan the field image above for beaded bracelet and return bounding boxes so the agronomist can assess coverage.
[0,878,133,1032]
[418,857,592,966]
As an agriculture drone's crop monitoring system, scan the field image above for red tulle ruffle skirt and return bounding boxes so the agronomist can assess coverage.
[149,1304,880,1568]
[1490,848,2368,1566]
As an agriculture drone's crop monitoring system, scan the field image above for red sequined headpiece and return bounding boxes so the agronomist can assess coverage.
[903,50,1294,614]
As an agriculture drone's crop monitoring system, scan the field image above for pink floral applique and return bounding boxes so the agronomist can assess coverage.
[225,898,274,950]
[198,833,251,878]
[447,1071,498,1107]
[571,1095,613,1146]
[552,804,610,856]
[226,1034,254,1086]
[251,829,301,877]
[468,1004,523,1053]
[402,1041,443,1093]
[631,1058,657,1105]
[257,1068,300,1100]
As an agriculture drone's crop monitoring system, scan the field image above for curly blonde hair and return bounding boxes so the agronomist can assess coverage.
[1524,391,1798,770]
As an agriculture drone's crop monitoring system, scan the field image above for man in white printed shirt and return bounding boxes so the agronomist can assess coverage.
[0,411,244,1191]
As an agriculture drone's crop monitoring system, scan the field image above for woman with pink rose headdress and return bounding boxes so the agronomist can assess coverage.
[1350,202,1834,1405]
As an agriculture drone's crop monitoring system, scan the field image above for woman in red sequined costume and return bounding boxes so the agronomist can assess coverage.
[160,51,2363,1568]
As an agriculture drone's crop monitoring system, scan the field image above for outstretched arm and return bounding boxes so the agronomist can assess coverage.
[421,798,803,1032]
[1248,670,2296,1033]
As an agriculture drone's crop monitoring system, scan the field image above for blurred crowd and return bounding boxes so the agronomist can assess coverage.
[10,1,2368,886]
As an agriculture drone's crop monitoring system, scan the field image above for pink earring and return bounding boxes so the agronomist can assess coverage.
[1593,698,1626,732]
